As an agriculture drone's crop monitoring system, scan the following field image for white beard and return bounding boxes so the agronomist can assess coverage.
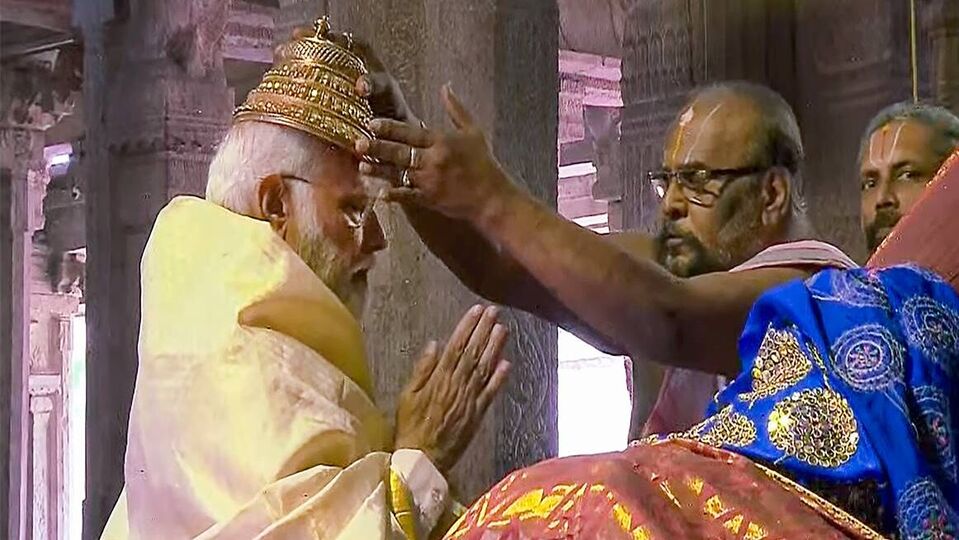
[290,190,369,320]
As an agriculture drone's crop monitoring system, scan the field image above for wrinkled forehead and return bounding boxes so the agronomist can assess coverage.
[860,119,939,171]
[662,96,761,170]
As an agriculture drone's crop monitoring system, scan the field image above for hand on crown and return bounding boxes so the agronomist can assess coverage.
[286,21,517,223]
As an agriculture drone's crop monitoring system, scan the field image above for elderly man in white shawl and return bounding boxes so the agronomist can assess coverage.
[102,19,510,540]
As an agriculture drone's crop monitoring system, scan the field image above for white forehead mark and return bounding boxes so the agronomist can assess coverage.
[869,122,906,169]
[887,122,906,161]
[668,106,697,162]
[683,103,725,163]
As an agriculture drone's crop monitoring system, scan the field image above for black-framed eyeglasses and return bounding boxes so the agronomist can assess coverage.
[647,165,768,207]
[278,174,377,231]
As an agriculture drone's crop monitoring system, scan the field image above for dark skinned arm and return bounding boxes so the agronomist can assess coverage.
[463,173,810,378]
[399,200,654,356]
[400,201,672,434]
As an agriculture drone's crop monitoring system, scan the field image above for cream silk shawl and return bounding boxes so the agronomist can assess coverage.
[102,197,450,539]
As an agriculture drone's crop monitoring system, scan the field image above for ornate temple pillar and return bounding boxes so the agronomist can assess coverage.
[620,0,701,234]
[277,0,559,499]
[620,0,800,234]
[28,374,61,540]
[0,47,77,538]
[795,0,915,261]
[924,0,959,114]
[0,124,44,540]
[78,0,233,535]
[28,246,81,540]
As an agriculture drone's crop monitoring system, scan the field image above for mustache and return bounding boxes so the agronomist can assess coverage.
[657,222,697,243]
[865,210,902,251]
[870,210,902,231]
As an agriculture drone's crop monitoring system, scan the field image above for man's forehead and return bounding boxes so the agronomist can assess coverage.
[862,119,938,169]
[287,145,363,189]
[663,97,760,169]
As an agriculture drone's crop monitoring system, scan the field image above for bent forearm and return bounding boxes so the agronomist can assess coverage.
[402,203,630,355]
[401,203,523,305]
[471,174,686,366]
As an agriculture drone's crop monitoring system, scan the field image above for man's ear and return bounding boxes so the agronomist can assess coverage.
[760,167,791,227]
[256,174,291,233]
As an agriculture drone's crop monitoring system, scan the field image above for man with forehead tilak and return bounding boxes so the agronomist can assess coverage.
[356,74,855,438]
[859,102,959,256]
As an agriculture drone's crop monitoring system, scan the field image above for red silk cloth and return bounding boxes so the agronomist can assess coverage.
[444,440,882,540]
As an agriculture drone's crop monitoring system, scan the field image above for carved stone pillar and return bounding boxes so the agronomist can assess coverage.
[278,0,559,499]
[620,1,699,234]
[79,0,233,535]
[795,0,914,261]
[0,47,77,538]
[0,125,43,540]
[28,374,60,540]
[28,276,79,540]
[30,396,53,540]
[924,0,959,114]
[621,0,801,234]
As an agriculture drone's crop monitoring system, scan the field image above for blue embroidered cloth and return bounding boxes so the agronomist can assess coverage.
[694,265,959,538]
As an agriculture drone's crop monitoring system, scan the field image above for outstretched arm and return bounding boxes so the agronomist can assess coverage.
[398,199,654,355]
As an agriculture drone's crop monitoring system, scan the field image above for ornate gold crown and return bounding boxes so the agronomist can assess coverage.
[234,17,374,157]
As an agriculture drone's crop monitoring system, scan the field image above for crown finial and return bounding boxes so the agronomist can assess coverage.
[314,16,331,39]
[235,15,374,159]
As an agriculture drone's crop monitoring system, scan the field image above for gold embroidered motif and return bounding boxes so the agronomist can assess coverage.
[767,388,859,468]
[745,522,768,540]
[723,514,745,534]
[632,525,652,540]
[639,432,661,445]
[685,405,758,447]
[502,489,565,520]
[685,475,705,496]
[704,494,729,519]
[739,326,812,405]
[613,503,632,530]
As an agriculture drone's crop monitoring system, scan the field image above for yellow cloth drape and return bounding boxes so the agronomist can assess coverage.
[101,197,450,539]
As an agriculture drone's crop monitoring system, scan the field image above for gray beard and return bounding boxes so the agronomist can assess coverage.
[295,233,368,320]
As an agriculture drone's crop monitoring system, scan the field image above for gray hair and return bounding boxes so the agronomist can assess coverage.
[857,101,959,166]
[205,121,325,214]
[684,81,808,217]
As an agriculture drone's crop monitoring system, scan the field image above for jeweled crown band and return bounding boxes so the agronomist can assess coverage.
[233,16,374,160]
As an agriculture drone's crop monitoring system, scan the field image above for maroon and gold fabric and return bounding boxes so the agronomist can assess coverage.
[444,439,883,540]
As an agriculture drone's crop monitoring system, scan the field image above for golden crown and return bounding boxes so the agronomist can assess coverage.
[234,17,374,156]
